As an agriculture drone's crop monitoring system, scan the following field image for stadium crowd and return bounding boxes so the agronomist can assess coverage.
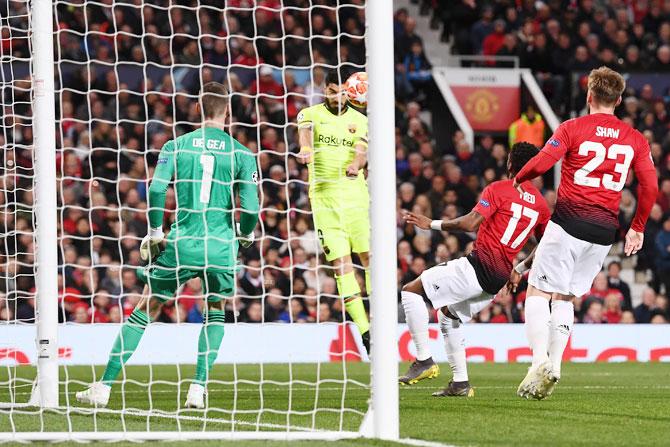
[400,0,670,324]
[437,0,670,115]
[0,1,668,326]
[1,0,368,325]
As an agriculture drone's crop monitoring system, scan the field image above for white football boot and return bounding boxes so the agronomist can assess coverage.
[517,360,557,400]
[531,362,559,400]
[517,364,537,399]
[184,383,206,409]
[75,382,111,407]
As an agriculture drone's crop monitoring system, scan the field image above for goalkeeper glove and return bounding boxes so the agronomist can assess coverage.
[236,223,254,248]
[140,227,165,261]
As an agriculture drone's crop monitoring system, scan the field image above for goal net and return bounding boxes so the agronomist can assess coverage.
[0,0,398,441]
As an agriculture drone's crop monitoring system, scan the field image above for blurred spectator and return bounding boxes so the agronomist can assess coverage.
[279,298,308,323]
[655,215,670,295]
[634,287,657,324]
[470,5,494,53]
[496,33,522,67]
[508,105,545,149]
[582,301,605,324]
[651,313,668,323]
[583,272,624,304]
[397,16,423,60]
[403,41,432,103]
[482,19,506,58]
[245,301,263,323]
[187,300,204,324]
[239,259,263,298]
[638,204,663,283]
[606,261,632,311]
[620,310,636,324]
[603,293,623,324]
[72,303,91,324]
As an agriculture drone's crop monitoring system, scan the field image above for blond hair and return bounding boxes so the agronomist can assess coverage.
[587,66,625,107]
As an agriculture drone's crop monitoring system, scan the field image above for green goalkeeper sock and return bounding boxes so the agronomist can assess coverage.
[345,297,370,335]
[194,310,226,386]
[101,309,150,386]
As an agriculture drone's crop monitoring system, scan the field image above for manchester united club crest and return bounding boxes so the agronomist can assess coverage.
[348,123,357,133]
[464,89,499,123]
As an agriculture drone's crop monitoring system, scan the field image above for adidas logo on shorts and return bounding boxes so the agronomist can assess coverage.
[433,284,440,291]
[538,274,548,282]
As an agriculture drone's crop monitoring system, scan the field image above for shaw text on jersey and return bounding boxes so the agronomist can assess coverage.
[595,126,620,139]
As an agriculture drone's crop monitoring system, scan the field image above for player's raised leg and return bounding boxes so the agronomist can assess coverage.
[432,309,474,397]
[399,277,439,385]
[332,254,371,353]
[76,288,164,407]
[360,252,371,297]
[355,250,371,351]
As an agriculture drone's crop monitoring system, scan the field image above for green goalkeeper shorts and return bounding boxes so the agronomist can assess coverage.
[311,192,370,262]
[136,243,235,302]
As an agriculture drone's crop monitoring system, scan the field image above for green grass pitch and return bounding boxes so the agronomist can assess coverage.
[1,362,668,446]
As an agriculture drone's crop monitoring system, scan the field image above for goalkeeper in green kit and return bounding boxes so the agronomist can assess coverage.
[76,82,259,409]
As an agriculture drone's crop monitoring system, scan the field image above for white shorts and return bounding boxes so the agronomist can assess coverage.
[420,256,493,323]
[528,220,611,297]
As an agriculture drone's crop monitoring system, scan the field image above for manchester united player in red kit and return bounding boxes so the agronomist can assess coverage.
[399,142,551,397]
[511,67,659,400]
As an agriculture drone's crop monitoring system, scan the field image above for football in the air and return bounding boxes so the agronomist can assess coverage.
[345,72,368,108]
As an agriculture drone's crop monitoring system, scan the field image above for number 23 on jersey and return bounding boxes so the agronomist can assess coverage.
[574,141,634,192]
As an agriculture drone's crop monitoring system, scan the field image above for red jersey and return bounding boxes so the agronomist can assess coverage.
[516,113,658,245]
[469,179,551,294]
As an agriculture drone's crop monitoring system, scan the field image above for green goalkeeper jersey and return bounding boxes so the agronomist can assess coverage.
[147,126,259,269]
[297,103,369,198]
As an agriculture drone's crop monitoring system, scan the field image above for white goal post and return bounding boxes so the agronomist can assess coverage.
[365,0,398,440]
[0,0,399,442]
[31,0,60,411]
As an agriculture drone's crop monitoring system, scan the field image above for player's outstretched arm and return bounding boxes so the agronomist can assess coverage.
[513,150,559,188]
[297,128,313,164]
[404,210,484,233]
[346,140,368,177]
[141,141,176,260]
[506,247,536,293]
[297,109,313,164]
[147,141,175,228]
[235,147,261,247]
